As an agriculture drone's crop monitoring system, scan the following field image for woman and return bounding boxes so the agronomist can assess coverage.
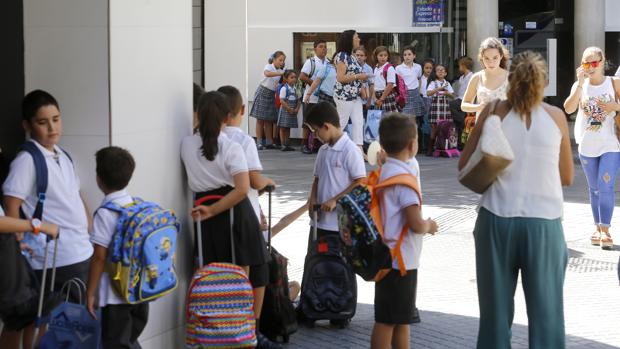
[333,29,369,149]
[461,37,509,119]
[459,51,573,349]
[564,46,620,249]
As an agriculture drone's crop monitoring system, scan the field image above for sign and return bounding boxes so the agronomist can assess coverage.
[525,21,537,29]
[412,0,444,27]
[499,37,514,58]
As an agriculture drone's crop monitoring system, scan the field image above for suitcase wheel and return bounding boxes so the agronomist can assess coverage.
[329,318,350,329]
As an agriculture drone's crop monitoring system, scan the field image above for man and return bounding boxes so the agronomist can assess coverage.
[299,39,328,154]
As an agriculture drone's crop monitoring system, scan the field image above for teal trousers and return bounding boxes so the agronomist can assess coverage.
[474,207,568,349]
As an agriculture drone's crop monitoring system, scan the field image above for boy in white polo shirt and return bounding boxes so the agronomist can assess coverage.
[305,102,366,241]
[370,113,437,349]
[300,39,328,154]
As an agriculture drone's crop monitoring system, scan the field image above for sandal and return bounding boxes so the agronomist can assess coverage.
[600,232,614,250]
[591,231,601,246]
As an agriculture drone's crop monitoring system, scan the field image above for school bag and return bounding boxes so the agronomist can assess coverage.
[336,170,422,282]
[382,64,407,109]
[102,198,180,303]
[306,131,322,153]
[461,113,477,144]
[364,109,383,145]
[433,120,460,158]
[275,83,294,110]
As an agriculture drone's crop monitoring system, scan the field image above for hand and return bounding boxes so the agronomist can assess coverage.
[19,242,34,257]
[259,211,268,231]
[477,102,487,112]
[427,219,438,235]
[191,205,213,221]
[357,73,368,81]
[42,222,59,239]
[321,199,337,212]
[87,294,98,319]
[304,94,310,103]
[596,100,620,114]
[576,66,587,86]
[376,99,384,108]
[438,86,445,91]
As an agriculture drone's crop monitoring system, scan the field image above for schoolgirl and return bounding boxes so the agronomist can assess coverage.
[277,70,301,151]
[426,64,455,154]
[396,46,425,117]
[373,46,400,113]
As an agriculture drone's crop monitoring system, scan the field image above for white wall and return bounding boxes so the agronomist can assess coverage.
[606,0,620,32]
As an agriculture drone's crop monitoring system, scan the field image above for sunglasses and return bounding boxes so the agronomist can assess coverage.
[581,60,602,69]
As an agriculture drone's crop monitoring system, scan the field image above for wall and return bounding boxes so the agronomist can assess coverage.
[606,0,620,32]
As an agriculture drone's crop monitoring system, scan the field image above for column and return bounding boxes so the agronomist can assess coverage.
[467,0,499,71]
[574,0,605,68]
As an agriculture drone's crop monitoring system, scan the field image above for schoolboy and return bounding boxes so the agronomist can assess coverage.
[450,56,474,147]
[370,114,438,349]
[305,102,366,241]
[86,146,149,349]
[300,39,329,154]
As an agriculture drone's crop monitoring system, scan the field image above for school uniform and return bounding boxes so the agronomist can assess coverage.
[92,190,149,349]
[373,63,400,112]
[374,157,423,325]
[396,63,425,117]
[277,84,299,128]
[250,63,282,122]
[301,55,327,105]
[314,63,337,107]
[426,80,454,123]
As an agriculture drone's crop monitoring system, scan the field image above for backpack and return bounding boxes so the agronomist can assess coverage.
[275,83,294,109]
[296,57,317,95]
[102,198,179,304]
[433,120,460,158]
[306,131,322,153]
[461,113,477,144]
[382,64,407,109]
[186,263,257,348]
[364,109,383,144]
[336,170,422,282]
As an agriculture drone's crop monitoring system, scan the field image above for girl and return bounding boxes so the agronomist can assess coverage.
[250,51,286,150]
[460,51,573,349]
[355,46,374,115]
[418,59,434,152]
[461,37,509,119]
[564,46,620,249]
[426,64,455,155]
[277,70,301,151]
[182,91,279,349]
[396,46,425,118]
[373,46,400,113]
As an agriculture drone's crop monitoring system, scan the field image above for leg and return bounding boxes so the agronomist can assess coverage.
[256,119,265,144]
[370,322,395,349]
[264,121,274,144]
[579,154,602,226]
[427,123,437,155]
[350,99,364,146]
[129,303,150,348]
[335,99,352,133]
[0,331,22,349]
[391,324,411,349]
[288,281,301,301]
[253,286,266,319]
[596,152,620,228]
[102,305,134,349]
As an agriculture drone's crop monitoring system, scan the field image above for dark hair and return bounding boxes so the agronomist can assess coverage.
[306,102,340,128]
[422,58,435,68]
[337,30,357,55]
[217,85,243,116]
[282,69,296,80]
[373,46,389,67]
[428,63,447,86]
[402,46,416,56]
[314,39,326,48]
[458,56,474,71]
[379,113,417,154]
[268,50,286,64]
[197,91,231,161]
[22,90,59,122]
[95,146,135,191]
[193,83,205,113]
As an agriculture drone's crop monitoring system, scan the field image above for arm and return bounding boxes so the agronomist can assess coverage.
[426,82,438,97]
[191,171,250,221]
[80,191,93,233]
[0,216,59,237]
[264,70,283,78]
[86,245,107,319]
[543,104,574,186]
[563,66,587,114]
[308,177,318,218]
[597,78,620,115]
[321,177,365,212]
[458,102,494,170]
[460,74,483,112]
[249,170,275,192]
[336,60,367,84]
[299,72,313,86]
[304,77,322,103]
[272,202,309,236]
[404,204,437,234]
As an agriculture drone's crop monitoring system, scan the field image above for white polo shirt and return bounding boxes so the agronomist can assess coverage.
[260,63,283,91]
[301,55,327,104]
[396,63,422,90]
[373,63,396,91]
[91,190,133,307]
[377,157,423,270]
[420,76,430,97]
[427,80,454,97]
[456,71,473,99]
[223,126,262,219]
[181,133,248,193]
[2,140,93,269]
[313,134,366,231]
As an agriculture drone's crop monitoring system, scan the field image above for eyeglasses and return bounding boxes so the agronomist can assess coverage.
[582,60,602,69]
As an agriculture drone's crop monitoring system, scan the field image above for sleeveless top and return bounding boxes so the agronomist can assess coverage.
[476,73,508,116]
[480,105,563,219]
[574,76,620,157]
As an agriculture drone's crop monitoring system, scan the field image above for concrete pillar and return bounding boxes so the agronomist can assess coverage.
[574,0,605,68]
[467,0,498,71]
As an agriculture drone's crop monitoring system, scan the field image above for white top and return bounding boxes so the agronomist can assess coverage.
[480,105,564,219]
[476,74,508,114]
[615,66,620,77]
[378,157,423,270]
[223,126,263,220]
[373,63,396,91]
[2,140,93,269]
[396,63,422,90]
[457,71,473,99]
[279,84,298,101]
[420,76,430,97]
[574,77,620,157]
[302,55,327,104]
[180,133,248,193]
[260,63,283,91]
[313,134,366,231]
[91,190,133,307]
[427,79,454,96]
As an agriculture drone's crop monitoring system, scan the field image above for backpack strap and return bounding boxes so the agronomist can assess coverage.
[309,58,316,80]
[20,141,48,221]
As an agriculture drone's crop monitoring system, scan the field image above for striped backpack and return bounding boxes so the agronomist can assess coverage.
[186,263,256,348]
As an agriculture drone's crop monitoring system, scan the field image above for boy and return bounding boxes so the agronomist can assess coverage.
[299,39,328,154]
[370,114,437,349]
[1,90,93,349]
[86,146,149,349]
[217,85,281,349]
[450,56,474,147]
[305,102,366,241]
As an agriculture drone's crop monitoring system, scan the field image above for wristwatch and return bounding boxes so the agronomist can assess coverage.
[31,218,42,235]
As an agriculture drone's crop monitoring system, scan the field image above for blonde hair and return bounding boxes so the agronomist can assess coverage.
[478,37,510,69]
[582,46,605,62]
[507,51,547,120]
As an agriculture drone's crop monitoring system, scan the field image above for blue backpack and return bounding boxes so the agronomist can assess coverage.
[102,198,180,303]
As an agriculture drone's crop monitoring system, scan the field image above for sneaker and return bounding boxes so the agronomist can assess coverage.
[281,146,295,152]
[301,145,312,154]
[412,307,421,323]
[257,144,265,150]
[256,331,283,349]
[265,144,279,150]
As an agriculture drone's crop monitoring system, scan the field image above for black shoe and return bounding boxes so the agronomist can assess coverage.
[265,144,279,150]
[281,146,295,152]
[412,308,421,323]
[301,145,312,154]
[256,331,283,349]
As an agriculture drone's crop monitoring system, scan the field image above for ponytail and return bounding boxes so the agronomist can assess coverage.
[197,91,231,161]
[507,51,547,120]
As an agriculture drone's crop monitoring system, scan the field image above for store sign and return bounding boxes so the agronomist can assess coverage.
[412,0,444,27]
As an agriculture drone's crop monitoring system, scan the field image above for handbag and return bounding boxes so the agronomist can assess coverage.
[458,100,514,194]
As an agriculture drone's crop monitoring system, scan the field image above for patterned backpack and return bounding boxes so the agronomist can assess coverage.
[103,198,179,303]
[433,120,460,158]
[186,263,257,348]
[336,170,422,282]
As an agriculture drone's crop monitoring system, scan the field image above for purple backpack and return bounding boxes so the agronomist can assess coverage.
[433,120,460,158]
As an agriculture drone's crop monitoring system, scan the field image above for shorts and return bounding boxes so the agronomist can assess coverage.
[102,303,149,349]
[34,258,90,303]
[249,262,269,288]
[374,269,417,324]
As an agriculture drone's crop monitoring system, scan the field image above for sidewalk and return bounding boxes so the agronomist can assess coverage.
[258,149,620,349]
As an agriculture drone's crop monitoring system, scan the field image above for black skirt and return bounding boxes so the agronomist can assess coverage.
[194,186,268,267]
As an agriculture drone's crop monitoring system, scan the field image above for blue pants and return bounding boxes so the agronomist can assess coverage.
[474,208,568,349]
[579,152,620,227]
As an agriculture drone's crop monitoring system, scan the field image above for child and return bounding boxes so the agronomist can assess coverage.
[449,56,474,147]
[373,46,400,113]
[426,64,455,155]
[418,59,434,153]
[1,90,93,349]
[250,51,286,150]
[305,102,366,241]
[354,46,375,116]
[277,70,301,151]
[396,46,425,118]
[86,146,149,349]
[183,91,280,349]
[370,113,438,349]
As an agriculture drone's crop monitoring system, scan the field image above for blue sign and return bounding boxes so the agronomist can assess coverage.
[413,0,444,27]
